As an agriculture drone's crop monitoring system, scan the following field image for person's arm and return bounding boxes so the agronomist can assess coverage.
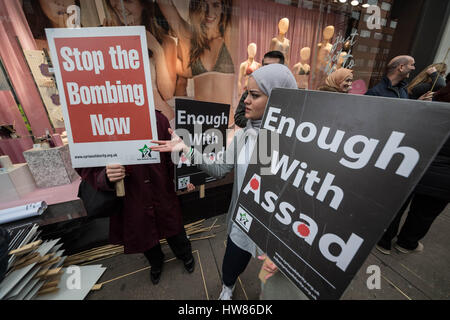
[269,38,277,52]
[147,32,177,101]
[157,0,189,39]
[429,71,446,91]
[410,83,431,99]
[76,166,123,192]
[234,91,248,128]
[151,128,236,180]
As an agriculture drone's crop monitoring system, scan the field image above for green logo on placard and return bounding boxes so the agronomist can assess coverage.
[139,144,152,159]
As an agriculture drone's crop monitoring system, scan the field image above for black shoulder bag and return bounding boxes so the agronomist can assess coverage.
[77,180,123,219]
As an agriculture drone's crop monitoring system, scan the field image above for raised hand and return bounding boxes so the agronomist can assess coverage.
[150,128,190,153]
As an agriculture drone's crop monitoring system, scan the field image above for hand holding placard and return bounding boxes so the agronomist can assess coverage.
[106,164,126,197]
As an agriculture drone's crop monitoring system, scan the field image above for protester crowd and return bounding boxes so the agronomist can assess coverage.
[78,49,449,300]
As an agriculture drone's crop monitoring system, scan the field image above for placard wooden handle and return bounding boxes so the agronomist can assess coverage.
[258,267,270,284]
[199,184,205,198]
[115,180,125,197]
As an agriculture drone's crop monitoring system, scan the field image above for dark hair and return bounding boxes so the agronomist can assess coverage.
[263,51,285,65]
[22,0,52,39]
[434,82,450,103]
[446,72,450,84]
[23,0,82,39]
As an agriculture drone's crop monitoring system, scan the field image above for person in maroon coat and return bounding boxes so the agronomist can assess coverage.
[76,111,194,285]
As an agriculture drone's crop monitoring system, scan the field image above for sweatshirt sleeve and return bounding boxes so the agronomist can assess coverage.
[191,132,239,179]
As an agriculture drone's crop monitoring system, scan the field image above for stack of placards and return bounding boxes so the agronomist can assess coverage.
[0,224,105,300]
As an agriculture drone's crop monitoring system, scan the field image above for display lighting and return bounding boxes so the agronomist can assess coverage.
[362,2,370,7]
[351,0,360,5]
[339,0,347,3]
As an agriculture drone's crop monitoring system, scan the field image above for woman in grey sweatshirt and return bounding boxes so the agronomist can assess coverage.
[151,63,298,299]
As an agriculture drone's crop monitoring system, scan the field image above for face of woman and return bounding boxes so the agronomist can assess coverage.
[339,75,353,93]
[110,0,143,26]
[244,77,268,120]
[39,0,75,26]
[202,0,222,30]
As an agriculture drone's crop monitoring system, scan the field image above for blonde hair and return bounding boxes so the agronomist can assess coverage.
[407,63,447,94]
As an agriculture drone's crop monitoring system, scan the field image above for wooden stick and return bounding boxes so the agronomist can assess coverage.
[184,219,205,229]
[115,180,125,197]
[189,235,216,242]
[431,47,450,92]
[199,184,205,198]
[37,286,59,295]
[12,252,39,267]
[258,267,270,284]
[9,240,42,256]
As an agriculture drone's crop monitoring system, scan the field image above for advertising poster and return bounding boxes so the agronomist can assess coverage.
[45,26,159,167]
[175,98,229,190]
[233,89,450,299]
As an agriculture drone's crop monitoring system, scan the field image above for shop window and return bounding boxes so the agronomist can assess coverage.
[352,11,360,20]
[381,2,391,11]
[374,32,383,40]
[360,30,371,38]
[390,20,398,29]
[368,0,378,5]
[386,35,393,42]
[370,47,380,54]
[357,45,368,52]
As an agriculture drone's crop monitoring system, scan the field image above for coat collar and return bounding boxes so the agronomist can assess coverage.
[382,76,408,89]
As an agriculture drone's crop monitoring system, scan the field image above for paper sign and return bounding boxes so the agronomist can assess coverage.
[45,27,159,167]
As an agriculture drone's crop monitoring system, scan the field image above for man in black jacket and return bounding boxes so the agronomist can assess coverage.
[234,51,285,128]
[369,56,437,255]
[365,55,433,100]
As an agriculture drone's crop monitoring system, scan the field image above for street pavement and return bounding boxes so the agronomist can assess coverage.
[85,205,450,300]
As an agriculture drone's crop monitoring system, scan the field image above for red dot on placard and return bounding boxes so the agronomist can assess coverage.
[297,224,310,237]
[250,178,259,190]
[181,156,186,162]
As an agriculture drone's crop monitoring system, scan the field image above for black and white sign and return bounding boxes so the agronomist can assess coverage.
[233,89,450,300]
[175,98,230,190]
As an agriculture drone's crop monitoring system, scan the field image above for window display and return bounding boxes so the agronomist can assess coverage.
[0,0,448,162]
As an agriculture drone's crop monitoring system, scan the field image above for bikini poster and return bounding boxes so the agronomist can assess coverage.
[22,0,238,129]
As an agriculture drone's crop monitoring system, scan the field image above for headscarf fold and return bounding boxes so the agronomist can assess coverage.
[250,63,298,97]
[325,68,353,91]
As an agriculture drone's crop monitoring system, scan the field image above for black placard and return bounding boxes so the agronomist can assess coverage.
[233,89,450,300]
[175,98,230,190]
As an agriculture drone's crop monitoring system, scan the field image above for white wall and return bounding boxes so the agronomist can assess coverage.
[434,15,450,66]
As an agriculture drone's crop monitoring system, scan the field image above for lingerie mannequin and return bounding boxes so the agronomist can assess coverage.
[238,43,261,96]
[313,25,334,88]
[269,18,290,66]
[292,47,311,89]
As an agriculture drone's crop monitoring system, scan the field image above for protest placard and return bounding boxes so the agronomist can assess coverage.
[174,99,229,190]
[233,89,450,300]
[45,26,159,168]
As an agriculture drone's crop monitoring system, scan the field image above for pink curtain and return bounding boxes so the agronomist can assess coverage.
[0,0,52,138]
[0,90,29,137]
[236,0,347,89]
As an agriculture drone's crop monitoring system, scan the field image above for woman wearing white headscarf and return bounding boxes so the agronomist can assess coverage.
[151,64,298,299]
